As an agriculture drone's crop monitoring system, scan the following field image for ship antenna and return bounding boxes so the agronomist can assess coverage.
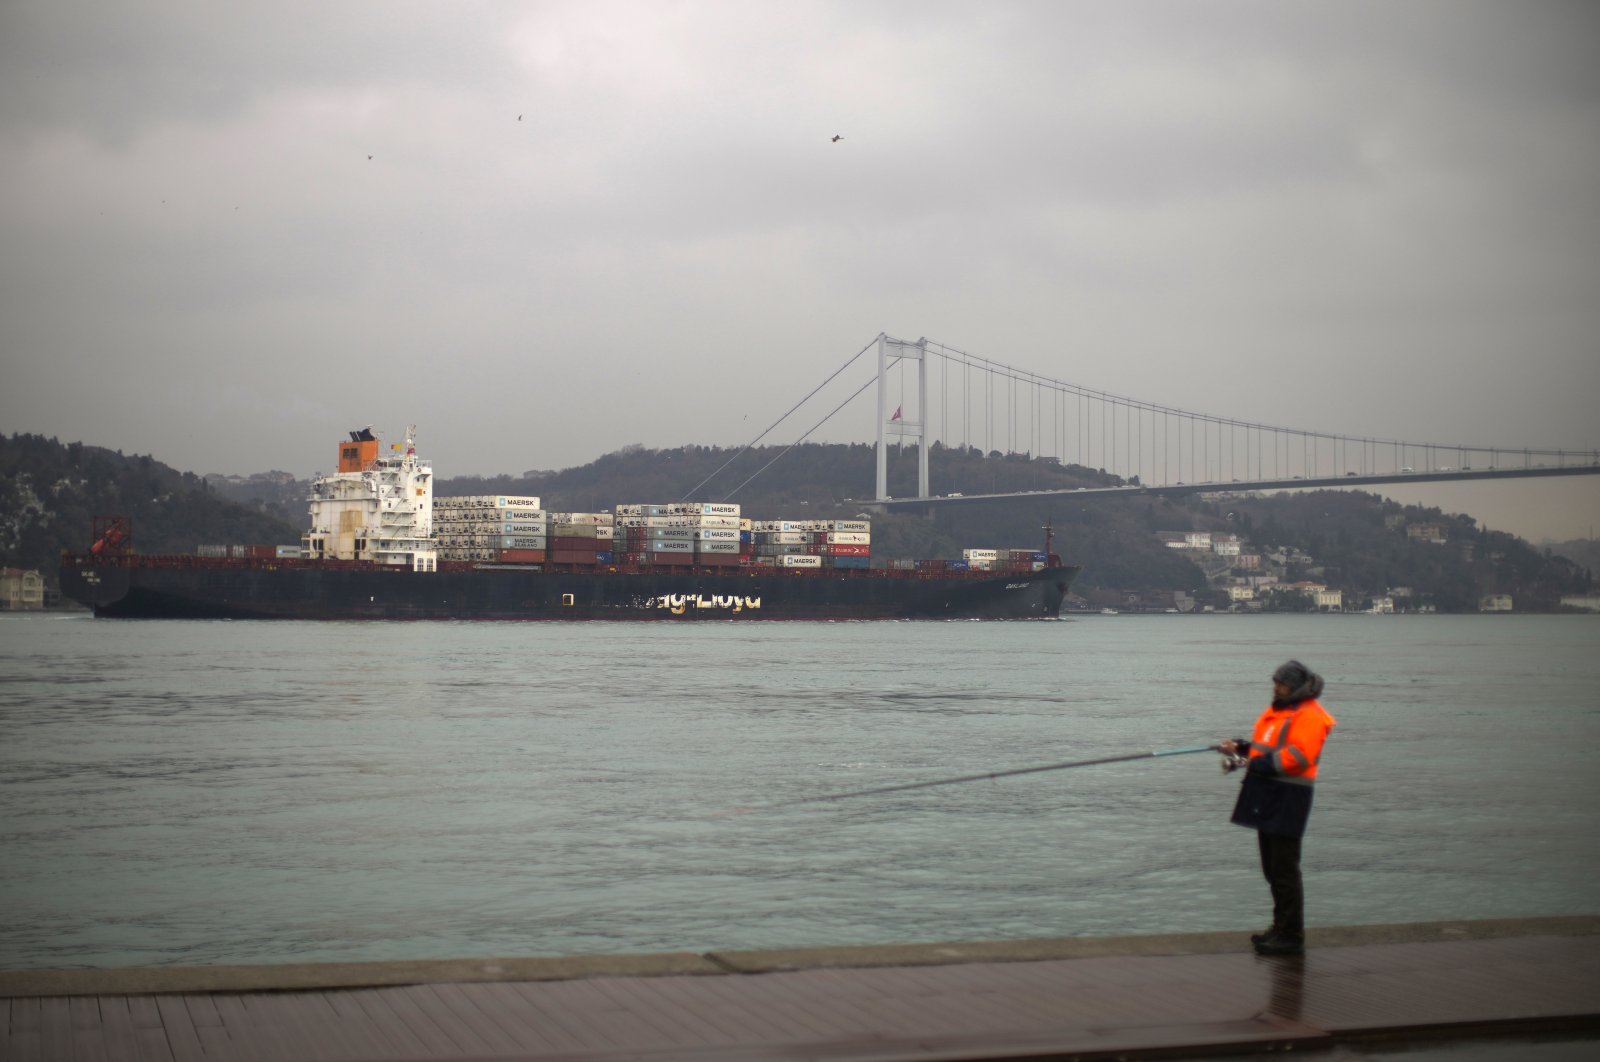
[1042,518,1056,564]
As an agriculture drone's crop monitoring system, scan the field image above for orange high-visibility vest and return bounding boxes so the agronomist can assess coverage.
[1248,699,1337,783]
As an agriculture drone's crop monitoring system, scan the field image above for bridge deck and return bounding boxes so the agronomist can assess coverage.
[4,919,1596,1061]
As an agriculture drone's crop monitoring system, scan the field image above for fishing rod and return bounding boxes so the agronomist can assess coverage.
[783,743,1223,806]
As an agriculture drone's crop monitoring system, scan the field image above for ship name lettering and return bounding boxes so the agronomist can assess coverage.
[646,594,762,614]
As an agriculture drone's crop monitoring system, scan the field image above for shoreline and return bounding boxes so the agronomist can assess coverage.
[5,915,1596,999]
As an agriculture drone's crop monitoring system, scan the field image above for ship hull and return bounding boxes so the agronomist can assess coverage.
[60,559,1079,621]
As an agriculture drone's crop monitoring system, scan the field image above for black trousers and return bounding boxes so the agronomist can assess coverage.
[1257,830,1304,940]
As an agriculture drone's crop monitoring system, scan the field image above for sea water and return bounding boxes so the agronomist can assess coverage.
[1,611,1596,970]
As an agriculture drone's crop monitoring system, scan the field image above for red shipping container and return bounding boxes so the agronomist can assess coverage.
[497,549,546,563]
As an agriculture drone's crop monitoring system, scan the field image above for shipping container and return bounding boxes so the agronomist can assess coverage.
[434,495,542,510]
[830,555,871,569]
[780,555,823,568]
[496,549,546,563]
[695,552,742,566]
[695,541,742,554]
[760,532,812,545]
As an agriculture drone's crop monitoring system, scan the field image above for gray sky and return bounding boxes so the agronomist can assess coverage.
[3,1,1597,540]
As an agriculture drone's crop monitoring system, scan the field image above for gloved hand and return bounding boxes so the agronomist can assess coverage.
[1221,751,1249,774]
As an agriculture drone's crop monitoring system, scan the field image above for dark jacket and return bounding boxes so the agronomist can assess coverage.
[1230,771,1316,838]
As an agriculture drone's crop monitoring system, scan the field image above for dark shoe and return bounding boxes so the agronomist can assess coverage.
[1250,927,1280,946]
[1254,935,1304,956]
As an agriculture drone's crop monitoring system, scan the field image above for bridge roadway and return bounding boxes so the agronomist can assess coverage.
[2,918,1596,1060]
[862,462,1600,510]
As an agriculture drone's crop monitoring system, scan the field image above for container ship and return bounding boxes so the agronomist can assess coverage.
[60,428,1079,621]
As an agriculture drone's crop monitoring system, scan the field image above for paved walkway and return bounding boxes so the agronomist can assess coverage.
[3,918,1597,1061]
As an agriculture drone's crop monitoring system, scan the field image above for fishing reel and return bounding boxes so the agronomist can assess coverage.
[1220,751,1249,774]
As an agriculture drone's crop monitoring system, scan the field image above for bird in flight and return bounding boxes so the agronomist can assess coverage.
[831,134,843,142]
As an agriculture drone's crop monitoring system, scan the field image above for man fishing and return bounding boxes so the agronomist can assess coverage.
[1220,660,1337,957]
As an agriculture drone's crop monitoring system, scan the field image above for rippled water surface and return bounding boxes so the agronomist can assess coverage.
[2,612,1597,970]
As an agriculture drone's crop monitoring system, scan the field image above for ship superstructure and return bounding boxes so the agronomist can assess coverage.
[303,426,437,571]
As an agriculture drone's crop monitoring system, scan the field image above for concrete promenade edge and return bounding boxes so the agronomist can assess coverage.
[3,915,1597,999]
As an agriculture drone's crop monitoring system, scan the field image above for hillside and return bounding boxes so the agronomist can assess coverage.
[5,433,1592,611]
[0,433,299,580]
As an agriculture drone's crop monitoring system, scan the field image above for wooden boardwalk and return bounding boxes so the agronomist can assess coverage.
[4,920,1598,1061]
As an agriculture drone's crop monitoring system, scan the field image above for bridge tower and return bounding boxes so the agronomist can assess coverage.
[876,335,930,502]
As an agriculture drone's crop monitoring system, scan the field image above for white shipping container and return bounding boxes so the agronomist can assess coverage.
[692,528,740,541]
[642,527,695,541]
[830,520,871,532]
[550,525,599,539]
[759,531,812,545]
[275,546,302,559]
[964,549,999,560]
[695,541,742,554]
[780,554,823,567]
[435,495,541,510]
[594,526,614,540]
[824,532,871,545]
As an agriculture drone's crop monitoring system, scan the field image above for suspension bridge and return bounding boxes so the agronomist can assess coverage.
[699,333,1599,509]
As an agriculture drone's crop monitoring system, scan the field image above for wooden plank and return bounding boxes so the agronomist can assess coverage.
[583,977,716,1047]
[321,990,426,1060]
[686,973,866,1042]
[4,997,43,1062]
[336,989,435,1059]
[505,980,642,1050]
[232,991,353,1062]
[126,997,164,1030]
[394,984,503,1056]
[152,996,206,1062]
[643,973,816,1044]
[66,997,111,1062]
[475,981,589,1053]
[428,983,531,1054]
[343,985,461,1057]
[219,995,302,1062]
[38,997,76,1062]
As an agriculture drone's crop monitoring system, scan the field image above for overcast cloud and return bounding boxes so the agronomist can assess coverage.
[2,1,1596,539]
